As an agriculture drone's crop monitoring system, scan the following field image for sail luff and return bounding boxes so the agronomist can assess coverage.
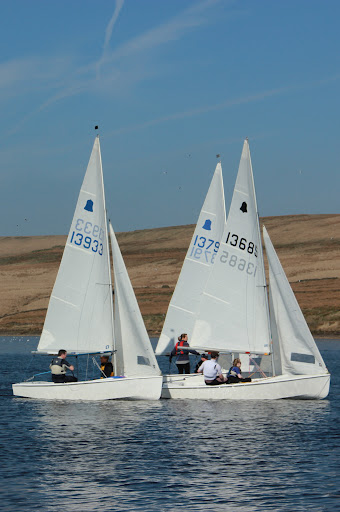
[97,138,116,371]
[247,141,272,346]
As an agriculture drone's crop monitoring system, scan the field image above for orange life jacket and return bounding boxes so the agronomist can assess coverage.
[175,340,186,355]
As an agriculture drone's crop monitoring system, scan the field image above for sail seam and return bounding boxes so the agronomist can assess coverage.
[203,292,230,305]
[51,296,78,308]
[201,209,217,216]
[186,258,210,267]
[170,305,194,314]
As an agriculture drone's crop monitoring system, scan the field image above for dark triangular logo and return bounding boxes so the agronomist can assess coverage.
[240,202,247,213]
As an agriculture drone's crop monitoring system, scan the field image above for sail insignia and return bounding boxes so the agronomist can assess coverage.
[240,201,247,213]
[84,199,94,212]
[202,219,212,230]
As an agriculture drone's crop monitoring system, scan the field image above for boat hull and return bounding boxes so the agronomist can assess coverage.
[161,373,330,400]
[12,375,163,401]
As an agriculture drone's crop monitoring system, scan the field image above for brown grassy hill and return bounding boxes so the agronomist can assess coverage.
[0,214,339,336]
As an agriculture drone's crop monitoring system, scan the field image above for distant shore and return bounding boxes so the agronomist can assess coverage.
[0,214,339,337]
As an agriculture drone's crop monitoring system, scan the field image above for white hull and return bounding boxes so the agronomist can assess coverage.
[161,373,330,400]
[13,375,163,401]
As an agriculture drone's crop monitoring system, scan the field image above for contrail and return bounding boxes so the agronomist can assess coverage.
[97,0,125,77]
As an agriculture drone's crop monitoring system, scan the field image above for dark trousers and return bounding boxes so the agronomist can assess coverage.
[205,378,226,386]
[176,363,191,374]
[227,376,251,384]
[52,374,78,383]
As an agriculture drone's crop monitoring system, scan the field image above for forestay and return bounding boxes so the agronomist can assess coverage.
[37,137,114,354]
[263,226,327,375]
[155,163,226,355]
[109,224,161,377]
[191,140,271,354]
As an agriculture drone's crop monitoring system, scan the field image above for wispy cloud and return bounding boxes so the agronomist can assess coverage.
[4,0,225,135]
[106,74,340,137]
[106,0,223,62]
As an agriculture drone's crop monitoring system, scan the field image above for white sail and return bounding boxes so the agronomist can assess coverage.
[109,223,161,377]
[263,226,327,375]
[37,137,114,354]
[155,162,226,355]
[191,139,271,354]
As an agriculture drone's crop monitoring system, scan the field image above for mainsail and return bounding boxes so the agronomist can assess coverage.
[37,137,114,354]
[263,226,327,375]
[155,162,226,355]
[109,223,161,377]
[191,140,271,354]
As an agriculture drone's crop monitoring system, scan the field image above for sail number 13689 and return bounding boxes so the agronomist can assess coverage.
[225,232,258,257]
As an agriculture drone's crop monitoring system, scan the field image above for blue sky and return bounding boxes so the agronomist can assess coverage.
[0,0,339,236]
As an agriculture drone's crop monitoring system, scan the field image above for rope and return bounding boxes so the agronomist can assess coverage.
[249,356,268,378]
[92,357,108,378]
[24,371,50,382]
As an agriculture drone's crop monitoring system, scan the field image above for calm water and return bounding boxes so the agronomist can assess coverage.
[0,337,339,512]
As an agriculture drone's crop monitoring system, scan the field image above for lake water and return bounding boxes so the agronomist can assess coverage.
[0,337,339,512]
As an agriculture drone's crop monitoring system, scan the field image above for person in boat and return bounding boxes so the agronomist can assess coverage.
[198,351,227,385]
[169,333,199,374]
[226,358,252,384]
[100,355,114,378]
[195,353,209,373]
[50,349,77,383]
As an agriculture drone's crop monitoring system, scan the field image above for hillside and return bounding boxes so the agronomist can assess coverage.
[0,214,339,336]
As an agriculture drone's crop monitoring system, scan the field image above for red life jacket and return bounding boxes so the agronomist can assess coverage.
[175,340,186,355]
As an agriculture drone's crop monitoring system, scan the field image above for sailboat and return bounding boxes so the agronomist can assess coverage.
[13,136,162,401]
[160,140,330,399]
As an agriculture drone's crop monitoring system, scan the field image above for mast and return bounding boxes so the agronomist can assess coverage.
[247,139,274,372]
[97,134,117,374]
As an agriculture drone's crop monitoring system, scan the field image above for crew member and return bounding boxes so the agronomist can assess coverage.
[227,358,252,383]
[100,355,114,378]
[50,349,77,383]
[195,353,209,373]
[198,351,227,385]
[169,333,199,374]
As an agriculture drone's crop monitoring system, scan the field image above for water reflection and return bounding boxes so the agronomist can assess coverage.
[3,397,335,512]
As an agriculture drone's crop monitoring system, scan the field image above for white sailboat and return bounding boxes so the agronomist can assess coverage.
[155,162,226,356]
[13,136,162,401]
[161,140,330,399]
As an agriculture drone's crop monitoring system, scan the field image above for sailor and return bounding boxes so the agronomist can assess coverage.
[100,355,114,378]
[198,351,227,385]
[195,353,209,373]
[226,358,252,384]
[169,333,199,374]
[50,349,78,383]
